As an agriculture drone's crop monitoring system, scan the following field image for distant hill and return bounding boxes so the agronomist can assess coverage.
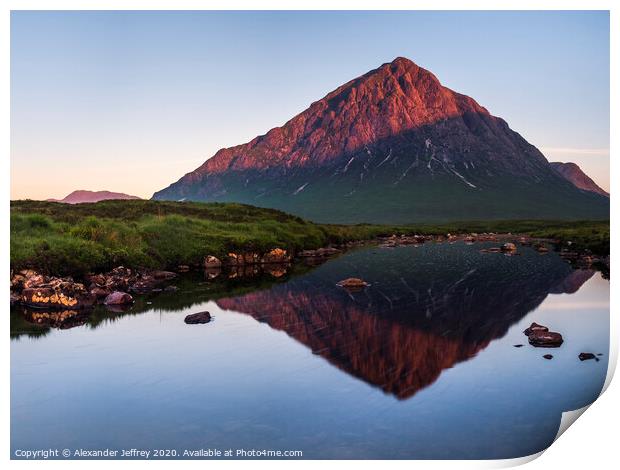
[47,190,141,204]
[153,56,609,224]
[550,162,609,197]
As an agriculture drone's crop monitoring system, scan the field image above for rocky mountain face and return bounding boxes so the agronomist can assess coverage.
[48,190,141,204]
[153,57,609,223]
[550,162,609,197]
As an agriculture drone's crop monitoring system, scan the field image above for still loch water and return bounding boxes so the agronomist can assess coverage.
[11,242,609,459]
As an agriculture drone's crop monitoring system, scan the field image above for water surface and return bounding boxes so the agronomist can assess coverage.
[11,242,609,459]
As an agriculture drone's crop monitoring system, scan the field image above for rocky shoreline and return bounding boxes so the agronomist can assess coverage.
[10,232,609,316]
[9,245,352,313]
[11,266,180,311]
[377,232,609,271]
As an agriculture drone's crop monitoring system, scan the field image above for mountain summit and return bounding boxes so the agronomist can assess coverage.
[153,57,608,223]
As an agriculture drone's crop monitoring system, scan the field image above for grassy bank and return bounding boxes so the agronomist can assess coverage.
[11,200,609,276]
[10,200,403,276]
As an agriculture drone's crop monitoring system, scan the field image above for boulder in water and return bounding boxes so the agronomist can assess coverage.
[578,352,599,362]
[523,322,549,336]
[528,330,563,348]
[184,311,212,324]
[501,242,517,252]
[103,291,134,305]
[337,278,370,290]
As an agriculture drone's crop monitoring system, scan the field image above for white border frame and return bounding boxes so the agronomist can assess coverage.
[2,1,617,468]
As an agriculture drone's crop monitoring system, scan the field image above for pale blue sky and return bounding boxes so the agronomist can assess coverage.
[11,10,610,199]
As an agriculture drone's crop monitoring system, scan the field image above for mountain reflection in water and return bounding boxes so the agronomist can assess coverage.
[216,243,594,399]
[10,241,608,460]
[12,243,595,400]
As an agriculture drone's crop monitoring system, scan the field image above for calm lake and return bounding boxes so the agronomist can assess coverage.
[11,241,609,459]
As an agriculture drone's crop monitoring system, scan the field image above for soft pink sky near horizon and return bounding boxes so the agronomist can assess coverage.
[12,149,610,201]
[11,11,610,200]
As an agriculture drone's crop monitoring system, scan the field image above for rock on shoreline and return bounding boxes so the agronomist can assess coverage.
[11,267,176,312]
[16,273,96,310]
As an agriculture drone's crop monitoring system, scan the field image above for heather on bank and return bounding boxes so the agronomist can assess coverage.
[10,200,398,276]
[12,205,294,276]
[10,200,609,277]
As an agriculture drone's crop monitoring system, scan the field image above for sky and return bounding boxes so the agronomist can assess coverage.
[10,10,610,200]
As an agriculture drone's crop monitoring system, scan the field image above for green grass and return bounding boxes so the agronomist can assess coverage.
[10,200,609,277]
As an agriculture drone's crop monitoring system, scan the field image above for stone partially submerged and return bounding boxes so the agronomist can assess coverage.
[501,242,517,252]
[578,352,599,362]
[103,291,134,306]
[527,330,564,348]
[523,322,563,347]
[523,322,548,336]
[298,247,341,258]
[336,278,370,290]
[184,311,212,324]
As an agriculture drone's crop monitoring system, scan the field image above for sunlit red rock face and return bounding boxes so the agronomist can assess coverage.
[549,162,609,197]
[153,57,608,223]
[179,57,539,174]
[164,58,548,177]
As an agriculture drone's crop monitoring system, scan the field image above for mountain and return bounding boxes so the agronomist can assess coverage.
[47,190,141,204]
[153,57,609,223]
[550,162,609,197]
